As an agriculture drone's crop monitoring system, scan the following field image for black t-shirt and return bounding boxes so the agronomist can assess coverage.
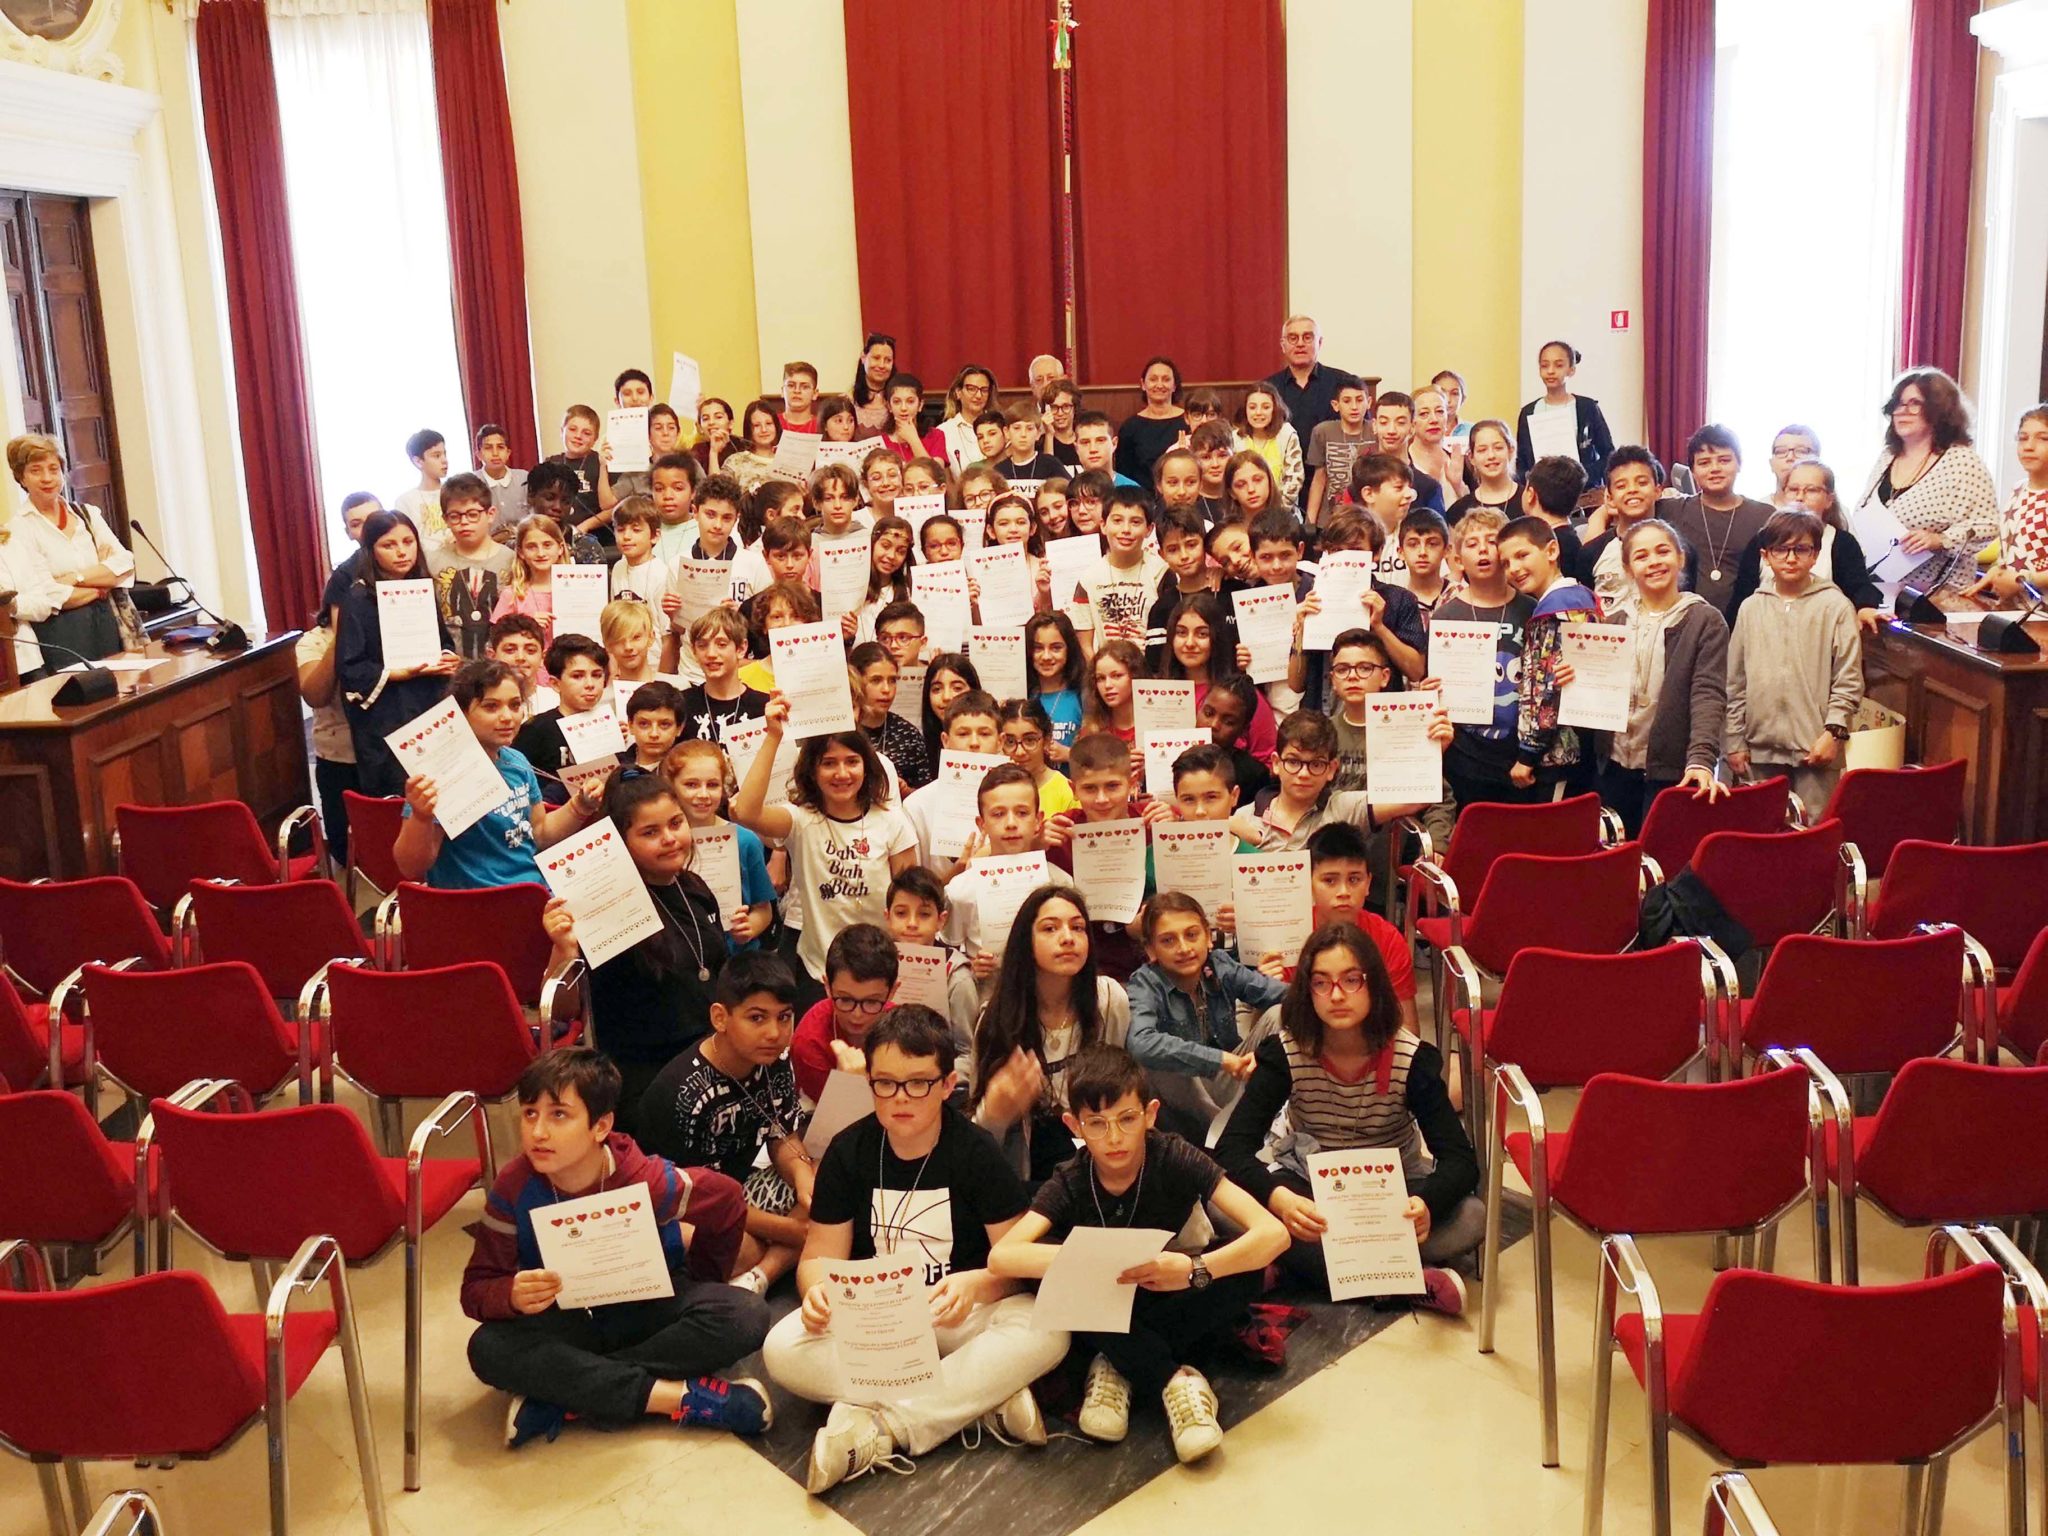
[549,451,612,543]
[1051,439,1081,469]
[997,453,1065,482]
[679,685,768,744]
[515,708,573,773]
[1434,591,1536,775]
[320,552,362,617]
[1115,413,1188,487]
[811,1104,1029,1283]
[1446,491,1520,529]
[1030,1130,1222,1238]
[598,875,730,1068]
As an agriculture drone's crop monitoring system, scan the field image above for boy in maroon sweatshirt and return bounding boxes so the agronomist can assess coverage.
[461,1048,773,1448]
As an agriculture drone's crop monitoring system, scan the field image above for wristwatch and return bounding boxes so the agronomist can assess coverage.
[1824,723,1851,742]
[1188,1256,1212,1290]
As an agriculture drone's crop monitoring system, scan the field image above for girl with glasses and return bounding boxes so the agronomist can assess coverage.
[999,698,1079,817]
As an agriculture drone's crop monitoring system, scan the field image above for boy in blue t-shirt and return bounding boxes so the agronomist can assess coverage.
[393,659,604,890]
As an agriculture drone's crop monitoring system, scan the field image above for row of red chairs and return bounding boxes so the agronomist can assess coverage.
[109,793,406,915]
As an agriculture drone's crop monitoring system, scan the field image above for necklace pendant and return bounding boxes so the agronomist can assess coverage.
[697,965,711,982]
[1710,567,1723,583]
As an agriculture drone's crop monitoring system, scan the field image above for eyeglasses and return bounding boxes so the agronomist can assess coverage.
[830,994,889,1017]
[1766,544,1820,557]
[1331,662,1390,679]
[1278,755,1333,775]
[1308,969,1371,998]
[1892,400,1926,415]
[444,508,486,524]
[1076,1108,1148,1138]
[1000,733,1044,751]
[870,1076,944,1099]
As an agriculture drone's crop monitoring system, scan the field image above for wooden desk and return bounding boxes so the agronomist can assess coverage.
[1864,607,2048,844]
[0,633,307,880]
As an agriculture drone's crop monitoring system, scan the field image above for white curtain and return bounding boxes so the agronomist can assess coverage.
[265,0,470,559]
[1707,0,1913,498]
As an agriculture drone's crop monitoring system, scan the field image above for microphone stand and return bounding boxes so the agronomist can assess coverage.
[126,517,248,651]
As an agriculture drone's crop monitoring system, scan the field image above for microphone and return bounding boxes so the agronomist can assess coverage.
[7,630,118,705]
[127,517,248,652]
[1975,576,2045,655]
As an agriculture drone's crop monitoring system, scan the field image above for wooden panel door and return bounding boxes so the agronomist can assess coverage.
[0,192,51,440]
[26,194,123,541]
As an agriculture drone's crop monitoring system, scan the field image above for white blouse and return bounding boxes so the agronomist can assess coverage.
[5,499,134,589]
[1854,445,1998,551]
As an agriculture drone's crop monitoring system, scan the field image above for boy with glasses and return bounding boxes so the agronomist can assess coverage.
[790,924,900,1102]
[764,1006,1067,1493]
[429,472,516,658]
[1725,508,1864,817]
[1236,708,1448,854]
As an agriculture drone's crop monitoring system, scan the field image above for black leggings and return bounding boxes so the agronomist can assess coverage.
[1077,1267,1263,1400]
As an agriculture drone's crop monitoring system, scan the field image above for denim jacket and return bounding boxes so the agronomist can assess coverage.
[1126,951,1289,1077]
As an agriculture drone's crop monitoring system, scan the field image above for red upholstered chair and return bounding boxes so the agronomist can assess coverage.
[1691,820,1849,951]
[1971,1227,2048,1536]
[0,971,84,1095]
[1863,839,2048,967]
[0,1090,158,1281]
[0,876,170,998]
[1402,791,1606,949]
[173,879,373,1002]
[147,1088,488,1491]
[76,962,304,1110]
[378,881,553,1006]
[1821,757,1965,881]
[1998,929,2048,1063]
[341,791,405,907]
[0,1235,388,1536]
[1584,1226,2016,1536]
[1479,1066,1820,1469]
[114,800,325,913]
[1636,776,1793,884]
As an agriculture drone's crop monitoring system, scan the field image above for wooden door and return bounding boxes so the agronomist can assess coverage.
[0,193,51,440]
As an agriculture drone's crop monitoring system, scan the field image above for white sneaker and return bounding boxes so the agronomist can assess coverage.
[729,1266,770,1297]
[1077,1354,1131,1443]
[976,1384,1048,1447]
[1162,1369,1222,1464]
[805,1403,910,1494]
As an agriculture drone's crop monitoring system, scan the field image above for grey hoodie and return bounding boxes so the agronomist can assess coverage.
[1725,578,1863,759]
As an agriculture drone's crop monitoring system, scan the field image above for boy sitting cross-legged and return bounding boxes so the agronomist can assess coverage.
[461,1047,772,1449]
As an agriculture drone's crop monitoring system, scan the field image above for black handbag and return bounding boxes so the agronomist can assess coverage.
[34,593,124,665]
[1639,866,1753,957]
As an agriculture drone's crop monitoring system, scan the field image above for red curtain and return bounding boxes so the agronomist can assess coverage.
[195,0,327,628]
[843,1,1060,390]
[1641,0,1717,469]
[428,0,539,465]
[1071,0,1285,385]
[1898,0,1981,377]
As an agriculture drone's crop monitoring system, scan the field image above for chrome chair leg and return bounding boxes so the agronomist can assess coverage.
[1582,1265,1617,1536]
[35,1463,71,1536]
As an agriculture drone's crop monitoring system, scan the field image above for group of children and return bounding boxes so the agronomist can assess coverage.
[307,340,2048,1493]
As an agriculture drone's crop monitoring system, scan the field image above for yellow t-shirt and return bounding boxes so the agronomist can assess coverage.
[1037,769,1079,817]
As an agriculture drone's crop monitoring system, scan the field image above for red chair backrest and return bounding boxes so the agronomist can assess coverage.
[115,801,276,911]
[0,876,169,996]
[1639,776,1790,880]
[1483,943,1705,1087]
[153,1099,403,1263]
[1820,759,1965,878]
[1872,839,2048,971]
[83,961,297,1103]
[0,973,48,1093]
[2001,928,2048,1062]
[394,882,553,1004]
[0,1090,135,1245]
[1437,792,1604,906]
[1459,843,1642,974]
[1694,820,1845,947]
[342,792,405,896]
[0,1271,269,1457]
[187,880,371,997]
[1856,1059,2048,1222]
[1673,1262,2004,1464]
[1549,1070,1812,1234]
[1741,927,1963,1075]
[328,960,534,1099]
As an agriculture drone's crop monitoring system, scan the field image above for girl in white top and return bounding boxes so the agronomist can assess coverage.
[1969,405,2048,603]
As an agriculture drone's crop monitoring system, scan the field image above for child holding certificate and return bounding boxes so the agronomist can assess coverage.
[991,1045,1288,1463]
[335,510,461,796]
[1126,894,1287,1139]
[640,952,810,1297]
[1215,924,1481,1311]
[790,923,898,1101]
[902,689,1002,877]
[1027,612,1087,759]
[515,636,611,795]
[998,699,1078,816]
[1238,710,1448,855]
[1498,514,1603,795]
[461,1048,771,1449]
[766,1007,1067,1494]
[1042,733,1177,983]
[885,867,981,1063]
[850,515,915,644]
[677,608,769,744]
[942,763,1072,983]
[491,515,571,641]
[662,738,777,950]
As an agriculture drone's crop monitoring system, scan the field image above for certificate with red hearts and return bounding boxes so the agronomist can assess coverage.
[1306,1149,1424,1300]
[825,1254,942,1402]
[530,1180,674,1308]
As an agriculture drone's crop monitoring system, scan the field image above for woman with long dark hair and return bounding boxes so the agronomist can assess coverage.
[849,332,897,434]
[335,510,460,795]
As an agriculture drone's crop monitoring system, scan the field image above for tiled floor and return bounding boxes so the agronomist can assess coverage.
[1,1084,2024,1536]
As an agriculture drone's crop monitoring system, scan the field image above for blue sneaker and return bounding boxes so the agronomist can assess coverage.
[504,1395,569,1449]
[673,1375,773,1436]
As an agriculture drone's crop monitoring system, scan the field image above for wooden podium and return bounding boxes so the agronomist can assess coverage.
[0,632,308,881]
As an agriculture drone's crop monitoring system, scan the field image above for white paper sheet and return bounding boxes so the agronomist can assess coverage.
[1528,401,1578,464]
[890,662,928,726]
[668,352,701,420]
[531,1179,677,1308]
[924,750,1009,859]
[1030,1226,1174,1333]
[555,757,618,800]
[967,543,1032,628]
[967,850,1049,954]
[895,492,948,546]
[557,706,628,762]
[1307,1149,1424,1299]
[813,437,888,472]
[1149,821,1235,923]
[1046,535,1101,613]
[890,942,953,1012]
[607,407,651,474]
[1427,620,1500,726]
[551,564,610,644]
[956,505,986,552]
[1364,690,1445,804]
[1232,850,1313,966]
[1067,817,1147,925]
[691,819,746,918]
[771,432,819,481]
[384,695,506,839]
[771,622,857,739]
[721,714,799,801]
[911,562,971,653]
[1141,728,1211,798]
[1303,551,1374,651]
[1233,584,1298,684]
[966,626,1027,701]
[1558,626,1633,732]
[538,816,664,968]
[1132,679,1197,738]
[825,1254,943,1401]
[375,579,442,672]
[817,529,874,620]
[1848,495,1916,582]
[674,556,733,624]
[803,1069,875,1158]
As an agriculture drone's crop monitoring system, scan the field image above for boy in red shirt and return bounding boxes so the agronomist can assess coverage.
[790,924,898,1103]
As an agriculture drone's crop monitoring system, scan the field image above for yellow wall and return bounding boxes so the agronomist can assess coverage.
[627,0,760,410]
[1411,0,1524,417]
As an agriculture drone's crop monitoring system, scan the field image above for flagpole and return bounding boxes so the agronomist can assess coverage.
[1053,0,1078,380]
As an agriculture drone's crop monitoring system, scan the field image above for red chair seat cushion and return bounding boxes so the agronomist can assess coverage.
[225,1309,337,1402]
[284,852,323,882]
[1819,1116,1880,1179]
[374,1157,482,1244]
[1414,916,1454,953]
[1615,1308,1703,1389]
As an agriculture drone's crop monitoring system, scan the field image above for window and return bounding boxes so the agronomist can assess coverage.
[1707,0,1913,497]
[266,0,469,561]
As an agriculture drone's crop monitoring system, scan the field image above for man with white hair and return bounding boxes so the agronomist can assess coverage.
[1027,354,1065,405]
[1266,314,1359,437]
